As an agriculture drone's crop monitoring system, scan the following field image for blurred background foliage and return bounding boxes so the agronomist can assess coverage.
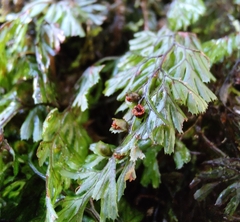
[1,0,240,221]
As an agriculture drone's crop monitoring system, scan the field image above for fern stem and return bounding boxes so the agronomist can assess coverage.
[85,198,100,222]
[196,126,228,158]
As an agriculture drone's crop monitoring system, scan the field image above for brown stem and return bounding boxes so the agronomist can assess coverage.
[141,0,149,30]
[85,199,100,221]
[196,126,228,158]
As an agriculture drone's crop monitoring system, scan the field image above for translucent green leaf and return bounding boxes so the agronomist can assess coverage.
[118,198,144,222]
[99,159,118,221]
[0,101,21,128]
[186,51,215,82]
[33,73,58,106]
[57,195,92,222]
[91,159,116,200]
[44,4,62,23]
[215,182,240,206]
[46,195,58,222]
[194,182,219,201]
[117,161,135,201]
[129,31,156,53]
[141,145,162,188]
[61,10,85,37]
[187,89,208,114]
[203,33,240,64]
[104,29,217,202]
[20,106,46,142]
[42,23,65,54]
[37,141,50,167]
[33,115,42,142]
[45,165,67,221]
[2,180,25,199]
[0,21,20,87]
[105,28,216,123]
[57,171,99,221]
[37,108,92,222]
[72,65,104,111]
[22,0,50,17]
[58,158,118,221]
[77,0,97,7]
[147,123,175,154]
[103,67,133,98]
[0,90,16,107]
[37,108,91,169]
[167,0,206,31]
[173,140,191,169]
[163,126,176,154]
[90,141,114,157]
[44,0,106,38]
[169,98,186,133]
[224,189,240,216]
[10,23,28,53]
[82,154,105,170]
[41,108,61,141]
[35,23,65,73]
[78,1,106,26]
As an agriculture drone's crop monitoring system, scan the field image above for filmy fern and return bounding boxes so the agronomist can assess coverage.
[3,0,239,221]
[56,27,217,220]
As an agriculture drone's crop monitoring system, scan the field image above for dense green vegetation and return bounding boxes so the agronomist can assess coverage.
[1,0,240,221]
